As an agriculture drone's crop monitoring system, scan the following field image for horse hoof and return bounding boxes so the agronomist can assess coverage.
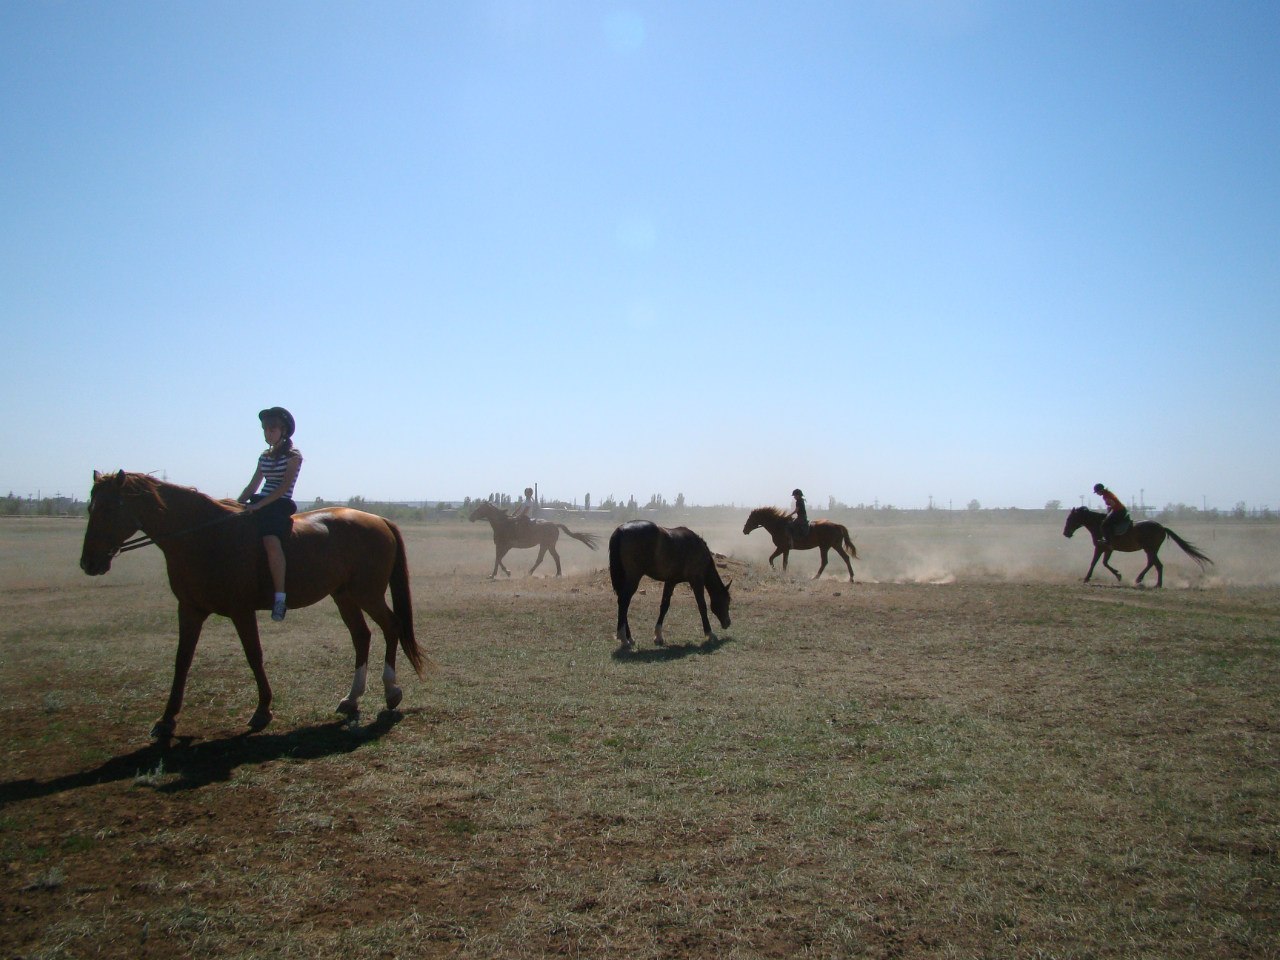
[150,719,176,742]
[385,686,403,711]
[248,708,273,732]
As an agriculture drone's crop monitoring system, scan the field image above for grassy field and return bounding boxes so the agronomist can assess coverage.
[1,516,1277,959]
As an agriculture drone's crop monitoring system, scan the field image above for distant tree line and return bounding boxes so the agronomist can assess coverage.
[1,494,85,517]
[5,491,1274,523]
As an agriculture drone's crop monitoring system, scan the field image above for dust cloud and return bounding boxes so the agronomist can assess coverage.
[405,510,1279,589]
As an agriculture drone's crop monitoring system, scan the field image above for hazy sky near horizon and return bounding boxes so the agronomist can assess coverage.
[3,1,1277,511]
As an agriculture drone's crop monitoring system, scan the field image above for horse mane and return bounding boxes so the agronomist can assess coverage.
[748,506,790,522]
[120,472,233,516]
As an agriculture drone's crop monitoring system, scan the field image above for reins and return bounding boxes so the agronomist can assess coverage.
[112,511,240,556]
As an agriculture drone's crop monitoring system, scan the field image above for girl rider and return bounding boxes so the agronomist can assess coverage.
[239,407,302,621]
[1093,482,1130,547]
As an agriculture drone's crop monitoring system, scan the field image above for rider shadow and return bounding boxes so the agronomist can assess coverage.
[612,633,734,664]
[0,710,407,808]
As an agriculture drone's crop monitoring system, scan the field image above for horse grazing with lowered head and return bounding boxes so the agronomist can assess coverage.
[742,506,858,582]
[80,471,426,742]
[469,499,599,578]
[1063,505,1212,588]
[609,520,731,650]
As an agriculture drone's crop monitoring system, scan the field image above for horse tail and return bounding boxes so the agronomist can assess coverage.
[387,520,426,678]
[842,526,859,559]
[1165,528,1214,570]
[559,525,600,550]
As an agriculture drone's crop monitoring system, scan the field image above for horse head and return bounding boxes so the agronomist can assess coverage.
[743,507,777,535]
[80,470,140,575]
[710,577,732,629]
[1062,505,1089,539]
[469,501,499,523]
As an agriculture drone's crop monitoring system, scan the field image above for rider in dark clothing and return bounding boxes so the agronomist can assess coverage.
[791,488,810,543]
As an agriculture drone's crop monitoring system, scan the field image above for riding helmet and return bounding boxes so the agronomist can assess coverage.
[792,488,804,498]
[258,406,296,439]
[1093,483,1105,494]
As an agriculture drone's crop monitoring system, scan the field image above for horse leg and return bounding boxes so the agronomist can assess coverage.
[230,610,274,732]
[1101,550,1123,582]
[781,549,790,572]
[835,545,855,582]
[1137,549,1164,588]
[359,595,407,710]
[813,547,829,580]
[153,602,208,741]
[615,579,637,649]
[1084,548,1102,583]
[493,547,512,579]
[550,544,562,576]
[654,581,677,646]
[690,581,716,641]
[529,546,547,575]
[767,547,782,570]
[334,595,373,717]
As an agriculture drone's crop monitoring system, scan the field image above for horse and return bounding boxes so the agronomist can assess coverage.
[609,520,732,650]
[1062,506,1213,588]
[79,471,426,742]
[468,499,599,578]
[742,506,859,582]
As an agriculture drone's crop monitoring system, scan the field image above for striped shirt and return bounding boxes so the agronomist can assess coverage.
[258,449,301,498]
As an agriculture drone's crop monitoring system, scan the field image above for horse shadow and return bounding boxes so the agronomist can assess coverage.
[612,633,734,663]
[0,710,408,808]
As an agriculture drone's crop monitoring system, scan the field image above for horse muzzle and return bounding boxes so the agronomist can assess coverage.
[80,554,112,576]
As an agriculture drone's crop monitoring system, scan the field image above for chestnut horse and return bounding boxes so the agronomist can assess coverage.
[609,520,731,650]
[468,499,599,578]
[742,506,858,582]
[1063,506,1212,588]
[80,471,425,742]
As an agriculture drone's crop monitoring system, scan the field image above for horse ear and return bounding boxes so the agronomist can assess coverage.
[725,578,733,591]
[93,470,102,483]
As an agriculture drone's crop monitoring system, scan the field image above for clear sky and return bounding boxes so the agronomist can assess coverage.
[3,1,1277,511]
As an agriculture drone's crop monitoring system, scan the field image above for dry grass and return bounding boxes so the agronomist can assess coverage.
[1,516,1277,958]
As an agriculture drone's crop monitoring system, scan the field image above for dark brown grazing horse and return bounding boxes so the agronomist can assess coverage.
[80,471,425,742]
[609,520,731,650]
[742,506,858,582]
[468,499,599,578]
[1063,506,1212,588]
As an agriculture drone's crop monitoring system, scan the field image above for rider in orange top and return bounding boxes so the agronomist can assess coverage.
[1093,482,1130,547]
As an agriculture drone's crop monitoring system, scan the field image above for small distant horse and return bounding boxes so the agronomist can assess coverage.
[1063,506,1212,588]
[80,471,426,742]
[468,499,599,578]
[742,506,858,582]
[609,520,731,650]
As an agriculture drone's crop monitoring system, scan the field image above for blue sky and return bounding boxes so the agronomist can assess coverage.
[3,1,1277,510]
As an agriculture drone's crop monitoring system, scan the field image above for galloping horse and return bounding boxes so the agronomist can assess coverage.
[80,471,425,741]
[468,500,599,578]
[609,520,731,650]
[1063,506,1212,588]
[742,506,858,582]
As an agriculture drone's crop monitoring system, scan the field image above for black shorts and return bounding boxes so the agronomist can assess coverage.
[247,495,296,539]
